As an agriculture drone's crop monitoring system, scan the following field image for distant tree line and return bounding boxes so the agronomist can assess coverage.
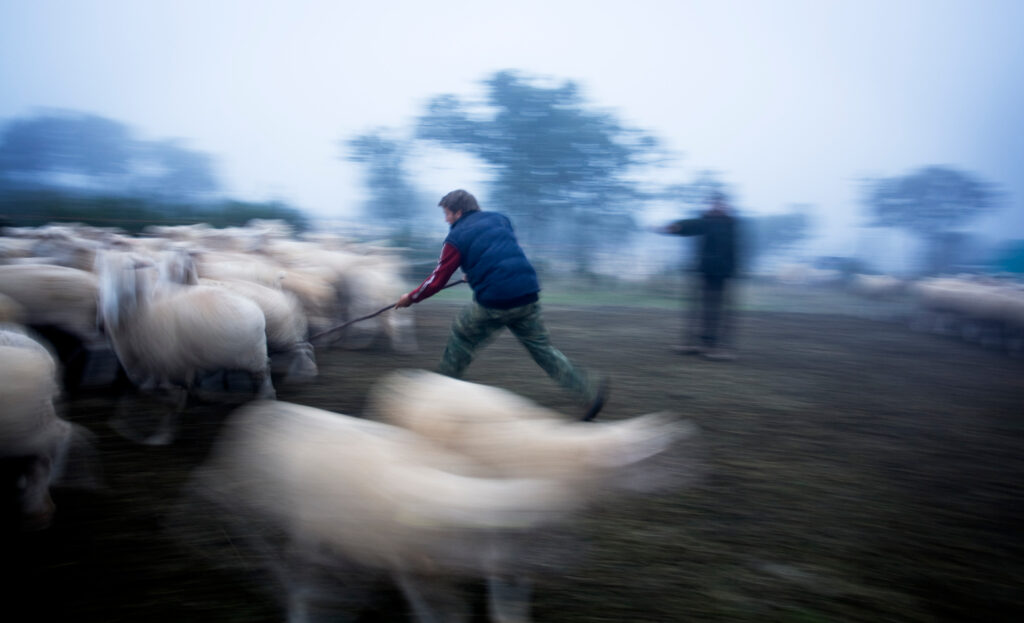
[1,84,1005,276]
[0,188,310,234]
[0,110,310,233]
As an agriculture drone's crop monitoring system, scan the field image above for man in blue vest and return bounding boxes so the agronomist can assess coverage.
[396,189,607,421]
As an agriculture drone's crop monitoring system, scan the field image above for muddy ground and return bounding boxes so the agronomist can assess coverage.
[4,291,1024,622]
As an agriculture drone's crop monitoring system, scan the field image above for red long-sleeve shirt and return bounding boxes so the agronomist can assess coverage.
[408,242,462,303]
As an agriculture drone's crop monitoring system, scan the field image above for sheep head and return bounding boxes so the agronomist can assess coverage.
[95,250,154,330]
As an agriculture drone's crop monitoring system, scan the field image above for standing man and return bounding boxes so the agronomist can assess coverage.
[657,192,740,360]
[396,189,608,420]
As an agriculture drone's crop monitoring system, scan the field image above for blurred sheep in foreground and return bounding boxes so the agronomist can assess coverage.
[190,383,695,623]
[369,369,687,488]
[0,327,95,530]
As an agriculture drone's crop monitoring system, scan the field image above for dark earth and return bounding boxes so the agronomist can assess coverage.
[4,284,1024,622]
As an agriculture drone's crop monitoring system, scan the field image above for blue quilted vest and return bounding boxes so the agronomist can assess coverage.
[444,211,540,309]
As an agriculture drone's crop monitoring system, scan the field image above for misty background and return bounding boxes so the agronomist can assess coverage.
[1,0,1022,278]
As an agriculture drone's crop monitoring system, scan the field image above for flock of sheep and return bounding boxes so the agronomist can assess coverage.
[0,220,694,622]
[902,275,1024,354]
[773,262,1024,357]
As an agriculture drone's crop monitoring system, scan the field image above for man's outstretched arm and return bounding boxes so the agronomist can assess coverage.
[395,242,461,308]
[657,218,705,237]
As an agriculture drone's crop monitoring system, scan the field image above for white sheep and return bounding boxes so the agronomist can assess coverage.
[0,235,38,261]
[192,249,288,288]
[0,327,95,530]
[774,262,841,286]
[334,255,418,352]
[156,248,317,381]
[192,249,340,332]
[269,242,419,352]
[997,284,1024,356]
[956,280,1024,353]
[0,263,101,343]
[0,292,25,323]
[260,242,406,345]
[95,250,275,444]
[191,396,690,623]
[0,323,61,383]
[363,371,696,622]
[198,277,318,381]
[142,223,212,243]
[909,275,1023,350]
[367,369,689,490]
[277,268,340,332]
[849,273,906,300]
[27,230,102,272]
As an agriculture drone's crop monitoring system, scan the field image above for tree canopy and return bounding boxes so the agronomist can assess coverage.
[662,170,734,215]
[862,165,1003,274]
[745,208,812,269]
[0,110,220,200]
[862,166,1000,236]
[344,130,425,232]
[415,70,662,258]
[0,110,307,233]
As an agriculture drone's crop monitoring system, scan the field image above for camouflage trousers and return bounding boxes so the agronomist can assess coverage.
[438,301,598,405]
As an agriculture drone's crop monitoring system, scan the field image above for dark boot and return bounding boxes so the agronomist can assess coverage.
[582,377,609,422]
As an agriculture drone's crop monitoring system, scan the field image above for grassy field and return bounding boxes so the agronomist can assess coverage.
[5,280,1023,622]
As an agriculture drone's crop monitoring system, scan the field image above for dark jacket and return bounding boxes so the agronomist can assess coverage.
[668,211,739,279]
[445,210,540,309]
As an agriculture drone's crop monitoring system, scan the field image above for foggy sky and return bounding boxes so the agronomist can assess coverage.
[1,0,1022,252]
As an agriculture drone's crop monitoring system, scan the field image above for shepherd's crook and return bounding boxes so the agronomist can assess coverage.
[309,278,467,344]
